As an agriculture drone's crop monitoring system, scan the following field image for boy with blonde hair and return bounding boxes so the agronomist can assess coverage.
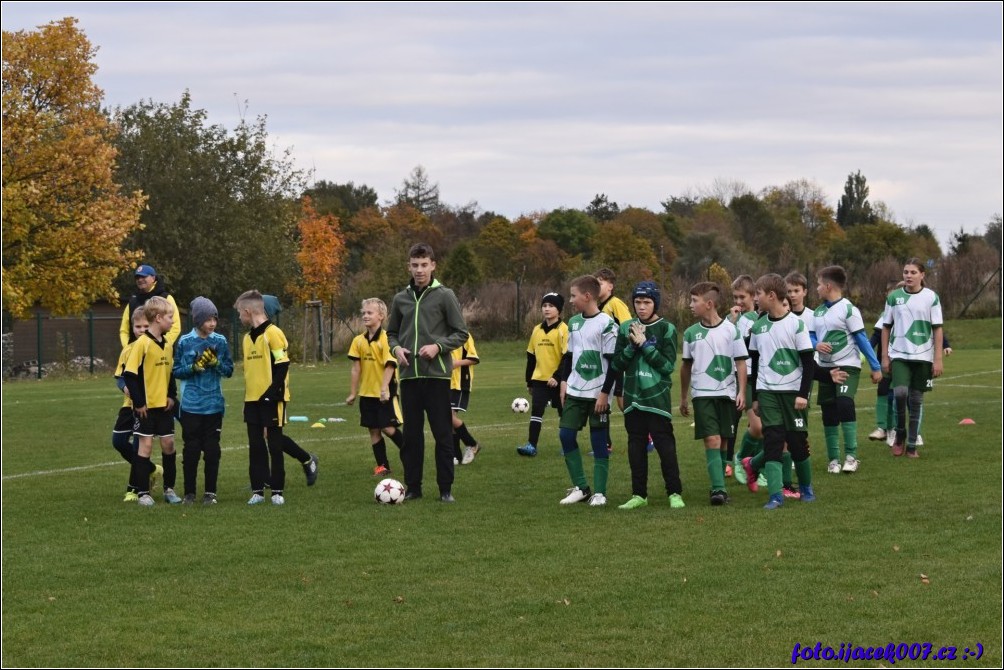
[236,290,318,506]
[346,298,404,477]
[112,309,161,501]
[123,296,180,506]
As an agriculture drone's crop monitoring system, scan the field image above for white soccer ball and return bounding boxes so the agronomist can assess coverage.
[374,478,406,504]
[511,397,530,413]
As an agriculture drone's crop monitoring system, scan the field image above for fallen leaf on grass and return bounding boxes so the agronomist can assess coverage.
[559,598,571,606]
[871,590,879,597]
[966,515,973,521]
[775,549,782,558]
[919,574,930,585]
[893,545,900,552]
[393,595,405,603]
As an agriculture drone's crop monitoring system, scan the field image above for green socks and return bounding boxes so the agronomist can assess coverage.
[764,461,783,496]
[564,449,588,490]
[875,395,888,430]
[706,449,726,491]
[737,432,763,459]
[781,451,794,488]
[841,421,858,457]
[794,457,813,487]
[824,425,840,460]
[593,457,609,496]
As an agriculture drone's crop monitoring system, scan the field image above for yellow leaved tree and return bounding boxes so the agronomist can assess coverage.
[2,17,145,318]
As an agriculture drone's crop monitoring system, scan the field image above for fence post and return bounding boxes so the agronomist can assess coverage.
[36,310,43,379]
[88,309,95,374]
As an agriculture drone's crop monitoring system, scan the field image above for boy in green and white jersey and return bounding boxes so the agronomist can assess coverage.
[747,274,816,510]
[679,282,748,506]
[813,266,882,474]
[556,275,619,506]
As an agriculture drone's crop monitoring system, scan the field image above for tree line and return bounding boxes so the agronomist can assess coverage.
[4,18,1001,336]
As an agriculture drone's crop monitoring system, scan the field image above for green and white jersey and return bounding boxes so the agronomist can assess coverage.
[736,310,758,341]
[881,287,943,362]
[791,307,814,333]
[565,311,617,400]
[682,319,748,400]
[749,312,813,392]
[813,298,866,369]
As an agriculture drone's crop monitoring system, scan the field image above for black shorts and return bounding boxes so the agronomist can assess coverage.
[244,400,287,428]
[359,396,401,429]
[134,407,175,438]
[113,407,135,434]
[530,381,562,413]
[450,389,471,412]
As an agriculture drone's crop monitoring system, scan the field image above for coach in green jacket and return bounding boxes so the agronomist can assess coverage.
[387,243,469,503]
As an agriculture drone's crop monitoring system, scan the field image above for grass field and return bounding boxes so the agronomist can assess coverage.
[2,319,1001,667]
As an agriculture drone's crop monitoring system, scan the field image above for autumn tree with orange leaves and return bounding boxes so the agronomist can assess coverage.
[2,17,145,318]
[289,196,346,304]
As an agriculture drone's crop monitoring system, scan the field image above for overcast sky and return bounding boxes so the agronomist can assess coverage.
[4,1,1002,249]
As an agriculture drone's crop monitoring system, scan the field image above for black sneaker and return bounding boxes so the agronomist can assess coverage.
[440,492,456,503]
[203,493,217,505]
[303,453,319,486]
[403,489,423,501]
[182,493,196,505]
[710,490,729,506]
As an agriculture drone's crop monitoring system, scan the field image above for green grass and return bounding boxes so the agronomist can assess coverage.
[2,330,1002,667]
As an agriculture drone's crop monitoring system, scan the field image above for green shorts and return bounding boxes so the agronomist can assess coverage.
[756,391,808,433]
[816,367,861,405]
[891,359,934,393]
[693,397,736,440]
[559,395,610,431]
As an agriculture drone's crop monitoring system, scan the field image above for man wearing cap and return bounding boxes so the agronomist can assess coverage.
[120,264,181,347]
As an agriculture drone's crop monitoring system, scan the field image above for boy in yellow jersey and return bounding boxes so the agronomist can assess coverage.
[346,298,404,477]
[112,309,162,501]
[451,333,481,465]
[236,290,318,506]
[517,292,568,457]
[123,297,179,506]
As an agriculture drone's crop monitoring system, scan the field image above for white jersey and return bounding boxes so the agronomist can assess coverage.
[682,319,748,400]
[565,311,617,399]
[881,287,943,362]
[791,307,814,333]
[749,311,813,392]
[735,311,758,341]
[813,298,866,369]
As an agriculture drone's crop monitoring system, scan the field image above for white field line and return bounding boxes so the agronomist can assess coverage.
[1,421,524,481]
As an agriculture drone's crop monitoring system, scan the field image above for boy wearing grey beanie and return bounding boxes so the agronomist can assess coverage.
[172,296,234,504]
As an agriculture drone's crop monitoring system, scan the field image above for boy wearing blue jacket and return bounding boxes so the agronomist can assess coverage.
[173,297,234,504]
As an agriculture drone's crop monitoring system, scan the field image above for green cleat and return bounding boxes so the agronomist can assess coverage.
[669,493,686,509]
[618,495,648,510]
[733,456,747,485]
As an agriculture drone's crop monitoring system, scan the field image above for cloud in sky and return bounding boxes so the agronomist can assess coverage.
[4,1,1001,247]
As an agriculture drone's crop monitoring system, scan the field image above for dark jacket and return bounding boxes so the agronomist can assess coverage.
[387,278,469,381]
